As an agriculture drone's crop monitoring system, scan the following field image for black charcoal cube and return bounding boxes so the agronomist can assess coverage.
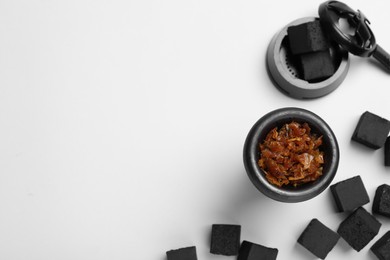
[371,231,390,260]
[299,50,335,82]
[166,246,197,260]
[338,207,381,252]
[238,240,278,260]
[385,137,390,166]
[330,175,370,212]
[287,20,329,55]
[210,224,241,256]
[297,219,339,259]
[373,184,390,218]
[352,111,390,150]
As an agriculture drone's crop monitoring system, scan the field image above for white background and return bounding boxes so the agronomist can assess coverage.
[1,0,390,259]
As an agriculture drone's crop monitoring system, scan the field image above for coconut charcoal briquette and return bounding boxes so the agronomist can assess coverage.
[352,111,390,150]
[287,20,330,55]
[238,240,278,260]
[385,137,390,166]
[166,246,197,260]
[297,219,339,259]
[373,184,390,218]
[210,224,241,256]
[338,207,381,252]
[371,231,390,260]
[299,50,335,82]
[330,175,370,212]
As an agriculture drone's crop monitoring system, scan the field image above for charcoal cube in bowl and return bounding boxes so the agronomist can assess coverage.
[338,207,381,252]
[371,231,390,260]
[297,218,339,259]
[287,20,329,55]
[330,175,370,212]
[238,240,278,260]
[352,111,390,150]
[166,246,197,260]
[385,137,390,166]
[373,184,390,218]
[299,50,335,82]
[210,224,241,256]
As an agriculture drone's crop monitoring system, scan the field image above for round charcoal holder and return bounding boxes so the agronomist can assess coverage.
[266,17,350,99]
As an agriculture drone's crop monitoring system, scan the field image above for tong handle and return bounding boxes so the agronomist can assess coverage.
[373,44,390,72]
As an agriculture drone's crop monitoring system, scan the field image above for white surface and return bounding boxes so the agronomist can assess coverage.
[1,0,390,259]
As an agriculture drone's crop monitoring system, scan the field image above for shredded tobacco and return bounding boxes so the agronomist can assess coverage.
[258,121,324,187]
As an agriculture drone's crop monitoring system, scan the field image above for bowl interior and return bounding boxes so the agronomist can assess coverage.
[255,116,334,192]
[280,31,345,83]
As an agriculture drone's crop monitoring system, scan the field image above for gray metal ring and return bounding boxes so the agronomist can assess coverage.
[266,17,350,99]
